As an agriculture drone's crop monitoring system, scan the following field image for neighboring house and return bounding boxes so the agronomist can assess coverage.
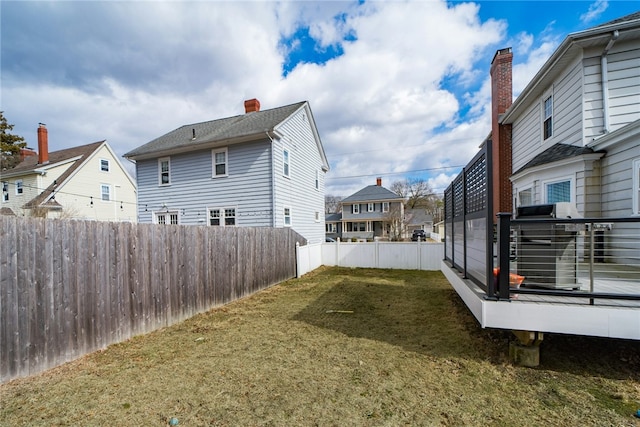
[124,99,330,244]
[484,12,640,264]
[1,124,137,221]
[404,208,433,238]
[333,178,405,241]
[325,212,342,241]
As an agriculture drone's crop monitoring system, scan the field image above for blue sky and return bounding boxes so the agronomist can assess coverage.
[2,1,638,197]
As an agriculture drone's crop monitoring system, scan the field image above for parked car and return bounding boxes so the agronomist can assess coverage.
[325,237,336,242]
[411,229,427,241]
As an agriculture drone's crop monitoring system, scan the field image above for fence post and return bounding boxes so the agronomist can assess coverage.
[295,242,301,278]
[496,212,511,300]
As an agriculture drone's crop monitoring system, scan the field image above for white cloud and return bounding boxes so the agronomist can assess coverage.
[580,0,609,24]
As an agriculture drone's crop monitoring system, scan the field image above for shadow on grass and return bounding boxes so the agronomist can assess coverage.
[292,274,640,381]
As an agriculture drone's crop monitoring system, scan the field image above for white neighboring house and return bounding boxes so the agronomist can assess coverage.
[124,99,330,244]
[1,124,137,221]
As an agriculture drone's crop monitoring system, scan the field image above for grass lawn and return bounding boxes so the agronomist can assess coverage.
[1,266,639,426]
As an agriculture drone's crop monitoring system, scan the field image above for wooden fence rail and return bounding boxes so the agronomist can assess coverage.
[0,216,304,383]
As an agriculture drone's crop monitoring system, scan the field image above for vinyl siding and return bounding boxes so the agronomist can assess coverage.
[341,201,403,220]
[600,138,640,217]
[272,106,326,244]
[136,140,273,227]
[1,173,40,216]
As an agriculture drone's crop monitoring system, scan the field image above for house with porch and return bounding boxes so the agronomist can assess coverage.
[1,124,137,222]
[124,99,330,244]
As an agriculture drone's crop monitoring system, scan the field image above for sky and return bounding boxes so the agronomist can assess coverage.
[2,0,639,199]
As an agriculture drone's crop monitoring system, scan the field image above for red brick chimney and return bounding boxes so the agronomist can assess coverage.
[376,177,382,186]
[244,98,260,113]
[490,48,513,220]
[37,123,49,164]
[20,148,37,161]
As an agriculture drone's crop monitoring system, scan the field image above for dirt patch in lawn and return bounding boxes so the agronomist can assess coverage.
[1,266,639,426]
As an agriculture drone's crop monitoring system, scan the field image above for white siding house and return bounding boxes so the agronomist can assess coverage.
[503,12,640,220]
[124,99,330,244]
[1,124,137,221]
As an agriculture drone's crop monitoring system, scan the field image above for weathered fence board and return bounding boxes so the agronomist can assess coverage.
[0,216,304,383]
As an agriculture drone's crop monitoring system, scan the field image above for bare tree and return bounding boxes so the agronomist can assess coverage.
[383,203,411,241]
[391,178,442,218]
[325,195,342,214]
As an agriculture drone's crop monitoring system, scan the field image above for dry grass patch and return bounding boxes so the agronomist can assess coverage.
[1,266,639,426]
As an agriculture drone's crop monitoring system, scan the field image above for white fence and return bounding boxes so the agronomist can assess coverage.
[296,240,445,277]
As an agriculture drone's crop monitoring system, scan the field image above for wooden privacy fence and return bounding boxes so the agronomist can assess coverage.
[0,216,304,383]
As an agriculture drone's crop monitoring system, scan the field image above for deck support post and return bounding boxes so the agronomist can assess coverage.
[509,330,543,367]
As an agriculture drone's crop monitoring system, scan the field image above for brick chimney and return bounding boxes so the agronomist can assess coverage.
[20,148,37,161]
[376,177,382,186]
[37,123,49,164]
[244,98,260,113]
[490,48,513,220]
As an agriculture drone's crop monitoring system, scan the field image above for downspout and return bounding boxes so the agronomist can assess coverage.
[600,30,619,134]
[266,131,277,227]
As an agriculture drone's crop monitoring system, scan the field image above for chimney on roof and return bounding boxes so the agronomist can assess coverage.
[376,177,382,186]
[244,98,261,113]
[20,147,37,161]
[490,47,513,221]
[37,123,49,165]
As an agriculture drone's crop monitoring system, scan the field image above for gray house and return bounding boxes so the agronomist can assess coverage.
[124,99,330,244]
[335,178,405,240]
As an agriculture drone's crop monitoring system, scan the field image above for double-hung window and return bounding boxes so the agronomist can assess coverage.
[15,180,23,195]
[352,204,360,214]
[283,149,290,177]
[213,148,228,177]
[100,159,110,172]
[284,207,291,226]
[2,181,8,202]
[159,157,171,185]
[382,202,389,213]
[543,95,553,140]
[157,212,179,225]
[101,184,111,201]
[208,207,236,226]
[315,170,319,190]
[367,203,374,212]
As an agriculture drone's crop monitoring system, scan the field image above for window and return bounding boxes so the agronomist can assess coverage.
[367,203,374,212]
[543,95,553,140]
[284,207,291,226]
[15,180,23,195]
[315,211,320,222]
[326,223,336,233]
[283,149,290,177]
[156,211,179,225]
[208,207,236,226]
[159,157,171,185]
[101,184,111,201]
[545,180,570,204]
[382,202,389,213]
[352,204,360,214]
[518,188,533,206]
[2,181,8,202]
[315,170,319,190]
[366,221,372,232]
[633,158,640,215]
[212,148,228,177]
[100,159,110,172]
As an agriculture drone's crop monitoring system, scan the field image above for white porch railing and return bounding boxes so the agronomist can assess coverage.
[296,240,444,277]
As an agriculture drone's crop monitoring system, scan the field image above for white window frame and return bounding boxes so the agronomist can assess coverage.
[382,202,389,213]
[326,223,336,233]
[352,204,360,214]
[212,148,228,178]
[517,187,533,207]
[633,158,640,216]
[543,94,553,140]
[159,157,171,186]
[315,211,320,222]
[366,221,372,232]
[283,149,290,178]
[315,170,319,190]
[100,184,111,201]
[156,211,179,225]
[100,158,110,172]
[367,202,374,212]
[284,207,291,226]
[543,177,573,204]
[208,207,236,226]
[2,181,8,202]
[15,179,23,195]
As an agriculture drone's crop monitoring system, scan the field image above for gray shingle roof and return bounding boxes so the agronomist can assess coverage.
[513,143,603,175]
[325,213,342,222]
[341,185,403,203]
[124,101,307,159]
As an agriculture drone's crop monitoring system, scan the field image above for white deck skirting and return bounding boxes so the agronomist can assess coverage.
[441,261,640,340]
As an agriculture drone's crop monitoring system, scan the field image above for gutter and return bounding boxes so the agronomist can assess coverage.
[600,30,619,134]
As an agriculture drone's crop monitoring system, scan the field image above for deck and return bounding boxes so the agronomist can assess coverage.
[441,261,640,340]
